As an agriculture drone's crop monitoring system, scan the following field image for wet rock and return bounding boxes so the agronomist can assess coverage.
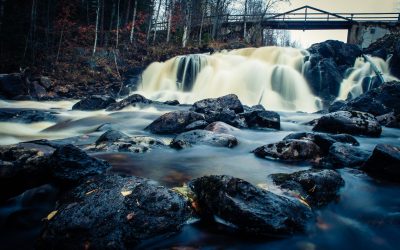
[39,174,192,249]
[0,109,58,123]
[48,144,111,184]
[30,82,48,100]
[282,132,359,154]
[164,100,180,105]
[89,130,166,153]
[253,140,322,163]
[191,94,244,114]
[170,130,238,149]
[362,144,400,182]
[328,100,346,113]
[318,143,370,169]
[204,121,238,134]
[39,76,52,89]
[242,110,280,130]
[270,169,345,207]
[106,94,152,111]
[305,40,362,102]
[313,111,382,137]
[72,95,116,111]
[189,175,313,236]
[190,94,246,127]
[146,111,205,134]
[376,112,400,128]
[184,120,209,131]
[95,130,130,144]
[0,144,54,201]
[0,73,29,100]
[336,81,400,116]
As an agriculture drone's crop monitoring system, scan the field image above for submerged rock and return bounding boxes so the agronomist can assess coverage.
[242,110,281,130]
[184,120,209,131]
[39,175,192,249]
[146,110,205,134]
[270,169,345,207]
[253,139,322,163]
[106,94,152,111]
[204,121,238,134]
[313,111,382,137]
[282,132,359,154]
[362,144,400,182]
[89,130,166,153]
[318,143,370,168]
[72,95,116,111]
[189,175,313,236]
[170,130,238,149]
[0,109,58,123]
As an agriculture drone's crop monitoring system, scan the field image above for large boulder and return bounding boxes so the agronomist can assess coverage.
[335,81,400,117]
[170,130,238,149]
[282,132,359,154]
[318,143,370,169]
[191,94,244,114]
[305,40,362,102]
[253,139,322,163]
[189,175,313,236]
[145,111,205,134]
[0,109,58,123]
[241,110,280,130]
[190,94,246,127]
[362,144,400,182]
[270,169,345,207]
[0,73,29,99]
[106,94,152,111]
[313,111,382,137]
[39,175,192,249]
[72,95,116,111]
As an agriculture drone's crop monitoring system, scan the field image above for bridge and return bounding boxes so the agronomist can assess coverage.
[154,5,400,47]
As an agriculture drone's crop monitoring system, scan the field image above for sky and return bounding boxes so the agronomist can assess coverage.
[275,0,399,47]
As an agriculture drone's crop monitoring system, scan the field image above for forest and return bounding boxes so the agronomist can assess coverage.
[0,0,292,72]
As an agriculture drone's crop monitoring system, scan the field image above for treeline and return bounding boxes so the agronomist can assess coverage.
[0,0,291,71]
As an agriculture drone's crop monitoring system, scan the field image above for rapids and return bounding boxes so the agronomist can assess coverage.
[0,98,400,249]
[139,47,322,112]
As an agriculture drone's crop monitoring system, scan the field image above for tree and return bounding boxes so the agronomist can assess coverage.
[130,0,138,43]
[93,0,100,55]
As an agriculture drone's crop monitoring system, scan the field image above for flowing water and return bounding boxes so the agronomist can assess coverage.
[1,46,400,249]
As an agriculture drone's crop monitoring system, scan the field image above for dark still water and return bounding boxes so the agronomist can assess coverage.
[0,100,399,250]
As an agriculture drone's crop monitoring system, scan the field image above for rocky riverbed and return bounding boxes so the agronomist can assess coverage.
[0,82,399,249]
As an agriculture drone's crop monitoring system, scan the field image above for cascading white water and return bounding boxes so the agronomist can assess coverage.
[137,46,322,113]
[337,56,398,100]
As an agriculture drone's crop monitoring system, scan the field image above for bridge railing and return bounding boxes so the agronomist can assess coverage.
[152,11,400,31]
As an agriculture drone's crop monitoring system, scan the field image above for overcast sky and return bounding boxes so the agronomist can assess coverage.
[275,0,399,47]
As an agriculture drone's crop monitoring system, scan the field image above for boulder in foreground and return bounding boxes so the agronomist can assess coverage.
[39,175,192,249]
[189,175,313,236]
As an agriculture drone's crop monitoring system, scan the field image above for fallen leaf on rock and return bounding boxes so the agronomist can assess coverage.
[121,190,132,196]
[45,210,58,220]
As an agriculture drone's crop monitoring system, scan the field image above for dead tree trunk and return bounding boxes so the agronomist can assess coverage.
[116,0,121,48]
[129,0,137,44]
[198,0,208,46]
[166,0,174,43]
[93,0,100,55]
[152,0,162,43]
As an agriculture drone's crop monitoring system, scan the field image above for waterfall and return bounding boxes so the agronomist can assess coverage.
[337,56,398,100]
[138,46,322,113]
